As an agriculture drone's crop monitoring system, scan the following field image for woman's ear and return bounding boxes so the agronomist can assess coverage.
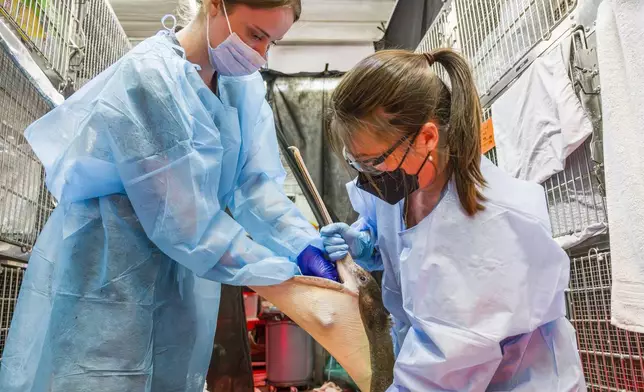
[209,0,221,16]
[417,122,440,152]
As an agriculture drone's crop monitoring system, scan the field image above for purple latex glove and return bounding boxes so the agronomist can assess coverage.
[297,245,339,282]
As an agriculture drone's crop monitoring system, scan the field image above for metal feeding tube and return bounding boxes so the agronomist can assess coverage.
[287,146,359,293]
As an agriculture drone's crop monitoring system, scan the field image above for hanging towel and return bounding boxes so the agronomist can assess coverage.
[555,222,608,250]
[596,0,644,334]
[491,43,593,184]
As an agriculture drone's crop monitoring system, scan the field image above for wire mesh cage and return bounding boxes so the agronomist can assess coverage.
[0,260,26,360]
[416,2,630,389]
[415,3,456,83]
[416,5,453,52]
[71,0,131,89]
[0,0,78,82]
[477,110,605,238]
[0,0,130,362]
[416,5,500,166]
[454,0,578,96]
[567,245,644,392]
[417,0,605,239]
[544,140,606,238]
[417,0,579,99]
[0,42,54,248]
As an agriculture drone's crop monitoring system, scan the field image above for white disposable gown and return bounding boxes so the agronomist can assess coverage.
[347,158,587,391]
[0,31,319,391]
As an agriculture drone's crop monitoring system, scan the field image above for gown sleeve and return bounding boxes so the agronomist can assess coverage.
[229,101,321,259]
[97,55,301,286]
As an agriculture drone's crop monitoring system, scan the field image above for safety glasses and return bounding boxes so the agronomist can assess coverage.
[343,132,419,175]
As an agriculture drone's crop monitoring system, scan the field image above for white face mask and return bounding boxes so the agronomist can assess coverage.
[206,0,267,76]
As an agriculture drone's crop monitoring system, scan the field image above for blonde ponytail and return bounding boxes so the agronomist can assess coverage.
[431,49,486,215]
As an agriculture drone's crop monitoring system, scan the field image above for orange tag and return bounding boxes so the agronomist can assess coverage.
[481,118,496,154]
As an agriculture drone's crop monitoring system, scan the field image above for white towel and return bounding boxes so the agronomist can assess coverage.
[491,43,593,184]
[554,222,608,250]
[597,0,644,334]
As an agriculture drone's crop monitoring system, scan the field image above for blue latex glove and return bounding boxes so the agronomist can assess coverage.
[320,223,374,262]
[297,246,339,282]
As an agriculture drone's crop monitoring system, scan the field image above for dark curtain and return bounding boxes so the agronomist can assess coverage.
[262,71,385,385]
[375,0,444,51]
[263,70,358,225]
[206,284,254,392]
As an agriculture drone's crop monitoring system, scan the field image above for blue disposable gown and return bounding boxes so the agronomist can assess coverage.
[0,31,320,391]
[347,158,587,391]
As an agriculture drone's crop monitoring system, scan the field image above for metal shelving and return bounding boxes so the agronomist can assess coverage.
[567,246,644,392]
[0,0,130,247]
[0,42,54,249]
[416,0,641,390]
[455,0,577,98]
[0,260,26,361]
[0,0,78,83]
[0,0,130,361]
[415,0,578,104]
[415,3,456,84]
[416,0,606,239]
[70,0,130,89]
[544,140,606,238]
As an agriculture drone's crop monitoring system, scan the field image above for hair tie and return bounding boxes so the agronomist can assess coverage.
[423,52,436,66]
